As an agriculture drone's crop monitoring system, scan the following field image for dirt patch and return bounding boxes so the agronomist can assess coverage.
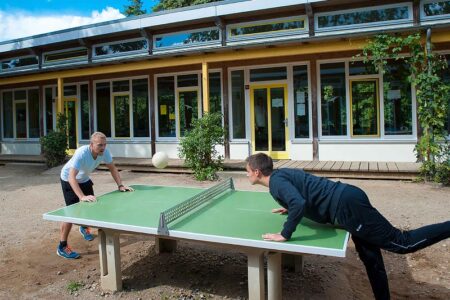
[0,163,448,299]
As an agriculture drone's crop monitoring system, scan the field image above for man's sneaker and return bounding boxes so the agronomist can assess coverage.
[79,226,94,241]
[57,245,80,259]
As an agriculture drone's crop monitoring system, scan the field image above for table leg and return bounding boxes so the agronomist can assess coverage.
[267,252,282,300]
[154,237,177,254]
[247,250,265,300]
[98,229,122,291]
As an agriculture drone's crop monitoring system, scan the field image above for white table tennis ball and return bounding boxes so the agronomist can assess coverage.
[152,152,169,169]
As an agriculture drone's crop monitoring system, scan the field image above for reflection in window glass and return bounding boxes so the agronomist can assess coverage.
[250,67,287,82]
[209,72,222,114]
[114,95,130,137]
[1,56,38,71]
[177,74,198,87]
[351,80,378,136]
[155,29,219,49]
[179,91,198,136]
[318,6,409,28]
[64,85,77,97]
[80,84,90,140]
[320,63,347,136]
[96,82,111,137]
[230,19,304,37]
[113,80,130,93]
[132,79,149,137]
[14,90,26,100]
[45,88,54,134]
[15,102,27,138]
[2,91,13,138]
[293,65,309,138]
[384,60,412,135]
[157,77,176,137]
[231,70,246,139]
[349,60,377,76]
[28,89,40,138]
[424,1,450,16]
[94,39,148,56]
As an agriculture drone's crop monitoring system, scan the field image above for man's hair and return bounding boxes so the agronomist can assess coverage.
[90,132,106,142]
[245,153,273,176]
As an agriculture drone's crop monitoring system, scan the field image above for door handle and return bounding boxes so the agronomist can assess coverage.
[283,118,288,127]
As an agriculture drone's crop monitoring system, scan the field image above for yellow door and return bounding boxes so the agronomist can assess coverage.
[250,84,289,159]
[64,98,78,155]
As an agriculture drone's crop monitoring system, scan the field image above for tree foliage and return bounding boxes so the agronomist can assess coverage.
[358,32,450,184]
[40,113,68,168]
[123,0,147,16]
[152,0,223,12]
[178,112,225,181]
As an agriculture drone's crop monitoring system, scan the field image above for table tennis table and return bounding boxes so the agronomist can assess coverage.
[43,178,349,300]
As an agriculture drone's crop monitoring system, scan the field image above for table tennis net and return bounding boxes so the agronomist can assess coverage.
[158,177,234,235]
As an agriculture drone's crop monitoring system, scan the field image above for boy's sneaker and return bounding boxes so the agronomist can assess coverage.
[79,226,94,241]
[56,245,80,259]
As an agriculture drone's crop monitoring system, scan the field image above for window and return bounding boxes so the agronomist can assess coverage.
[157,76,176,137]
[228,17,306,41]
[43,48,88,66]
[132,79,149,138]
[178,90,198,136]
[441,54,450,136]
[80,84,90,140]
[44,87,55,134]
[94,38,148,58]
[293,65,309,138]
[154,28,220,51]
[96,82,111,137]
[320,63,347,136]
[383,60,413,136]
[209,72,222,114]
[422,1,450,18]
[316,4,411,32]
[2,91,13,138]
[1,56,38,72]
[350,80,379,137]
[114,94,130,138]
[2,89,39,139]
[250,67,287,82]
[231,70,246,139]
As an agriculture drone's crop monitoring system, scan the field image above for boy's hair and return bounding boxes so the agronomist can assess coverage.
[245,153,273,176]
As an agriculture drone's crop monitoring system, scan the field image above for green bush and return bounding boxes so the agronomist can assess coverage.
[178,112,225,181]
[40,113,68,168]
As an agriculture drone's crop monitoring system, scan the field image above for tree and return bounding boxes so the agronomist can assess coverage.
[123,0,147,16]
[152,0,223,12]
[358,32,450,184]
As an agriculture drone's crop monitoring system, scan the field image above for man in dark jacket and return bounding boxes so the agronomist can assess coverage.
[245,153,450,300]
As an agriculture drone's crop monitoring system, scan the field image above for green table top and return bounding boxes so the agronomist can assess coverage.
[44,184,349,257]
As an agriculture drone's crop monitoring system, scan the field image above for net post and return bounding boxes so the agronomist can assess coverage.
[157,213,169,236]
[229,177,235,190]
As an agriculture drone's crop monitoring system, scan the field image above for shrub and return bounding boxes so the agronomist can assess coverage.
[40,113,68,168]
[178,112,225,181]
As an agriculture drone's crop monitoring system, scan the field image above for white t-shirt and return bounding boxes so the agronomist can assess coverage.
[60,145,113,183]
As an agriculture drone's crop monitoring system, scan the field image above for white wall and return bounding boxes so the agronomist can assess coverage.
[290,142,313,161]
[106,142,152,158]
[1,141,41,155]
[319,142,417,162]
[229,141,250,160]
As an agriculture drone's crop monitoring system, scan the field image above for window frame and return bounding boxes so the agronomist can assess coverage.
[92,37,149,61]
[93,76,150,141]
[153,27,221,53]
[1,55,39,73]
[226,16,308,43]
[42,47,88,67]
[315,2,413,35]
[420,0,450,23]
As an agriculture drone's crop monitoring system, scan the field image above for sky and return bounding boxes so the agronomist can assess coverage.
[0,0,159,42]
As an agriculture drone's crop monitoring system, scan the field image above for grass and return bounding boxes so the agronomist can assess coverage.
[67,281,83,294]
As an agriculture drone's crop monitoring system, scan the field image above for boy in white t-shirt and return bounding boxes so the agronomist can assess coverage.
[57,132,133,259]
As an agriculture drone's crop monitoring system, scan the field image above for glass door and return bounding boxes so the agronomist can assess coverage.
[350,79,380,137]
[250,84,289,159]
[64,98,78,155]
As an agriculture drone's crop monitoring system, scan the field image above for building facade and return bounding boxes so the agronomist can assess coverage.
[1,0,449,161]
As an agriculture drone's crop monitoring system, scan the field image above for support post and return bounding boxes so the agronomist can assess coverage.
[154,237,177,254]
[247,250,265,300]
[98,229,122,291]
[202,61,209,113]
[57,77,64,114]
[267,252,282,300]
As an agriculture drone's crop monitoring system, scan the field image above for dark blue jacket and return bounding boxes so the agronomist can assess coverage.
[269,168,346,239]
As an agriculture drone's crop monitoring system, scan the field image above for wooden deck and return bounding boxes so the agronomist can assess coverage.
[0,155,421,180]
